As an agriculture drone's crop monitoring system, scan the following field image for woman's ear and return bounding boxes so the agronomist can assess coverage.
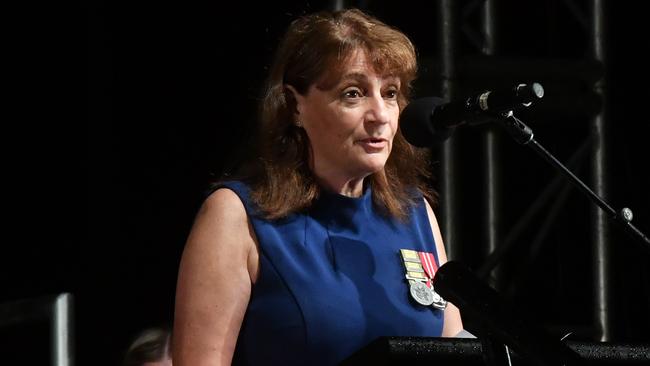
[284,84,304,116]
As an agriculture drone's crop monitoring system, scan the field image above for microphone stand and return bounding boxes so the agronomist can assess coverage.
[429,109,649,366]
[495,111,650,254]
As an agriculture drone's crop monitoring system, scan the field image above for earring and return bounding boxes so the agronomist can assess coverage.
[295,120,303,128]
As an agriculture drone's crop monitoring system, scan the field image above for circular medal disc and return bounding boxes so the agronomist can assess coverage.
[409,281,435,306]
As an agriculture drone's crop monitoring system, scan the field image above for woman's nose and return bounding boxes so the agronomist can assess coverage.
[365,95,390,124]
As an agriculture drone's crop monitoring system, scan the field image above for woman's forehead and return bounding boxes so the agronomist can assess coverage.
[316,50,400,89]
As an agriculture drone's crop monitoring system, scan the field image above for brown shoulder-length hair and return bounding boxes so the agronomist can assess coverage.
[243,8,435,220]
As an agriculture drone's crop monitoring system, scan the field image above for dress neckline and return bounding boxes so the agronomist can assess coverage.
[312,185,373,224]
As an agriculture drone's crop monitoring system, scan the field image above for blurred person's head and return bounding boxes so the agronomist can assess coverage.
[123,327,172,366]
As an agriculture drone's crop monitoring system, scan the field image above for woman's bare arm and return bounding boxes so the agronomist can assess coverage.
[173,188,259,365]
[423,199,464,337]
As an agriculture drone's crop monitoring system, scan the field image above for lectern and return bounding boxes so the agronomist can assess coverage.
[341,337,650,365]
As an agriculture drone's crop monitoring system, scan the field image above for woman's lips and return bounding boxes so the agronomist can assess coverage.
[357,138,387,152]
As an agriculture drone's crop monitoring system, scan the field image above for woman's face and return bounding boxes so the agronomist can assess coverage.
[292,50,401,185]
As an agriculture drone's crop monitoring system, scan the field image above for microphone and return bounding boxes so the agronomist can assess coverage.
[400,83,544,147]
[433,261,584,366]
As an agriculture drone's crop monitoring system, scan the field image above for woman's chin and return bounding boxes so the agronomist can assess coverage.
[355,158,388,176]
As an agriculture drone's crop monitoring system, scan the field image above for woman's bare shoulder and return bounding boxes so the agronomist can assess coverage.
[201,187,248,218]
[186,187,254,254]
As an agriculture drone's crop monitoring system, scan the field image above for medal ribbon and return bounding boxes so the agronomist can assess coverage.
[417,251,438,288]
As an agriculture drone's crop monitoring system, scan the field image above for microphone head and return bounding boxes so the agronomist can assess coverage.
[531,82,544,98]
[400,97,455,147]
[515,82,544,106]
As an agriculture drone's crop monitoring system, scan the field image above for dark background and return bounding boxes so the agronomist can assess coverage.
[3,0,649,364]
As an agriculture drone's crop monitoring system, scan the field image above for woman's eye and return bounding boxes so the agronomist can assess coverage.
[385,89,398,99]
[343,89,363,99]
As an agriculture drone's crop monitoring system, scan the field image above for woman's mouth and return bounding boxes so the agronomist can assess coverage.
[357,138,387,151]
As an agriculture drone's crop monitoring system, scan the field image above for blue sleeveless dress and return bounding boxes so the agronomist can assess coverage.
[217,181,444,366]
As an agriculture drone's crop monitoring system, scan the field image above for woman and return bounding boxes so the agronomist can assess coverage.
[173,8,463,366]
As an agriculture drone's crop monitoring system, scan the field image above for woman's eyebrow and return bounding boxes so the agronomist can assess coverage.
[339,72,369,83]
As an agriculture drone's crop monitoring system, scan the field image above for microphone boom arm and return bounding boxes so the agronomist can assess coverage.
[497,111,650,254]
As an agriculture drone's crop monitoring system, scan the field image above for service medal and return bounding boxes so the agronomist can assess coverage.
[409,280,435,306]
[400,249,448,310]
[430,289,447,310]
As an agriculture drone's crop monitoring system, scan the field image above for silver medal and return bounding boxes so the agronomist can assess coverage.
[409,281,435,306]
[430,287,448,310]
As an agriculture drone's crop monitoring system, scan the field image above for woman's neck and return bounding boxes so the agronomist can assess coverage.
[316,174,366,197]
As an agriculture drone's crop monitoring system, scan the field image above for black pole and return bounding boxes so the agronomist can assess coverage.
[480,0,502,289]
[438,0,461,260]
[589,0,613,342]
